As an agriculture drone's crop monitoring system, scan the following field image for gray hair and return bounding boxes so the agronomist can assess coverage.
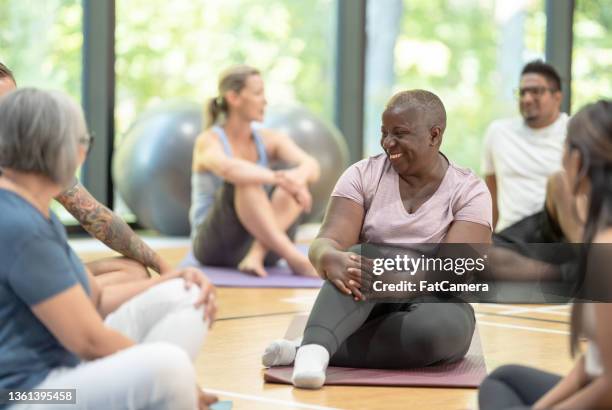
[0,88,85,186]
[386,89,447,133]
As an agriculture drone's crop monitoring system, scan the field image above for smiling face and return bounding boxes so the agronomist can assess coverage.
[518,73,562,129]
[226,74,267,122]
[380,105,440,176]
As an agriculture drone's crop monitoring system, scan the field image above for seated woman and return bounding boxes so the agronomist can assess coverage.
[479,100,612,410]
[0,61,174,288]
[190,65,320,278]
[263,89,492,388]
[0,89,217,409]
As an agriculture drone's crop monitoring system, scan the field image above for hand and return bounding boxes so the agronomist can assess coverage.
[284,167,311,185]
[173,267,217,328]
[292,185,312,213]
[275,170,312,212]
[196,385,218,409]
[320,250,373,301]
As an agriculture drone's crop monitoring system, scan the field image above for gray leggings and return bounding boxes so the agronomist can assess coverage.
[478,365,561,410]
[302,280,476,368]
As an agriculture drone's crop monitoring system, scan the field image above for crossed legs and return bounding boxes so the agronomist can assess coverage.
[86,257,150,288]
[14,279,215,409]
[234,184,316,277]
[263,281,475,389]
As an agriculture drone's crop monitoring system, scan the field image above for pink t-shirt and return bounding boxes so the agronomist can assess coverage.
[331,154,492,244]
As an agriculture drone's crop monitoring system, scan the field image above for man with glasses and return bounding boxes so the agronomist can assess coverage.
[0,62,175,285]
[482,60,569,241]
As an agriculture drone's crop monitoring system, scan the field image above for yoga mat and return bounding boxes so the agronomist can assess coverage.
[264,314,488,388]
[178,246,323,288]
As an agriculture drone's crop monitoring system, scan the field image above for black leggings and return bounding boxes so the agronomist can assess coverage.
[478,365,561,410]
[302,281,475,368]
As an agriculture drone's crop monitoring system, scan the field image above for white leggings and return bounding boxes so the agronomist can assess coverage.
[12,279,207,410]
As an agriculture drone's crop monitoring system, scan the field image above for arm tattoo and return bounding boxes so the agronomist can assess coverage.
[56,183,163,273]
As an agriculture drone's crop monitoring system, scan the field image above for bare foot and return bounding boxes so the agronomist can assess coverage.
[198,388,218,409]
[288,255,318,278]
[238,254,268,277]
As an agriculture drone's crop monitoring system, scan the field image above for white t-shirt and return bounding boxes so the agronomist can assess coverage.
[481,113,568,232]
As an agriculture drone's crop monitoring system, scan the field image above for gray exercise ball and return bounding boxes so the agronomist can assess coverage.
[113,101,202,236]
[263,105,350,221]
[113,102,349,235]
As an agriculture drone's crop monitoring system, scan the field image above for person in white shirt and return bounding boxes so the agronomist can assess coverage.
[482,60,571,239]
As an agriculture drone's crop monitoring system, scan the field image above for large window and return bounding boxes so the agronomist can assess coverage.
[0,0,82,99]
[572,0,612,112]
[0,0,82,223]
[115,0,336,141]
[364,0,545,173]
[3,0,609,229]
[112,0,337,219]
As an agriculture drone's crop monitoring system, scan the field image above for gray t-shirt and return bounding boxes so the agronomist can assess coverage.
[0,189,91,390]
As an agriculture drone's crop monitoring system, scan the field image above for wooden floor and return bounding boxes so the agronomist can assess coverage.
[78,245,574,410]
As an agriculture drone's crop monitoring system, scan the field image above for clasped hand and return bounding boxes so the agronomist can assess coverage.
[275,169,312,213]
[321,250,374,301]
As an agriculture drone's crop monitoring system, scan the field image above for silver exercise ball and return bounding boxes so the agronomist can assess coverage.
[113,101,201,235]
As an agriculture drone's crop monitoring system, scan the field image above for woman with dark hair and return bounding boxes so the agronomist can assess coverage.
[478,99,612,410]
[190,65,320,277]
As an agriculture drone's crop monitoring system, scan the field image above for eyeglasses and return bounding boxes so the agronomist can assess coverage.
[516,86,558,99]
[78,132,95,156]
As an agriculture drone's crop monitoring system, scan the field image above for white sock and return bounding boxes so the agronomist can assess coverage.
[291,344,329,389]
[262,339,300,367]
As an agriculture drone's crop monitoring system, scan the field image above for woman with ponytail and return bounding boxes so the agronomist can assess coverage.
[189,65,320,277]
[478,99,612,410]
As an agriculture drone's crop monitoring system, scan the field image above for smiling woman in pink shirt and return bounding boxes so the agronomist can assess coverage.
[262,89,492,389]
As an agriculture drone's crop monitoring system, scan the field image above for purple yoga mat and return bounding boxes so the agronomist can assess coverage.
[264,329,487,388]
[178,249,323,288]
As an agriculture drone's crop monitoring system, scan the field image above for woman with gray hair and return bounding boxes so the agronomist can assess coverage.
[0,88,218,409]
